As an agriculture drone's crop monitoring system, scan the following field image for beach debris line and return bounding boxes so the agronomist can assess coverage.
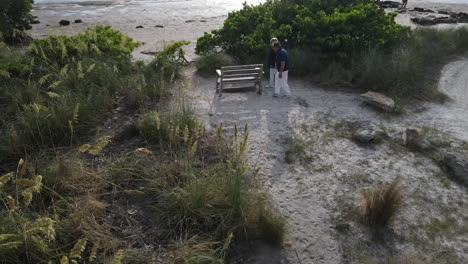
[377,1,400,9]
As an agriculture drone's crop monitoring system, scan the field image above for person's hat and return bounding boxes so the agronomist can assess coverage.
[272,41,281,48]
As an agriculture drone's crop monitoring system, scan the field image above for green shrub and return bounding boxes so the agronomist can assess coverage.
[195,53,236,76]
[0,0,32,44]
[29,26,139,65]
[0,27,177,165]
[148,40,190,78]
[196,0,408,63]
[157,126,286,245]
[138,110,201,145]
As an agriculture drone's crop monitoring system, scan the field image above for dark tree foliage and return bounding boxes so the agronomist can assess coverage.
[0,0,33,43]
[196,0,408,63]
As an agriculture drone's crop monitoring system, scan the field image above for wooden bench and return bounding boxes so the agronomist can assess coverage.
[216,64,263,97]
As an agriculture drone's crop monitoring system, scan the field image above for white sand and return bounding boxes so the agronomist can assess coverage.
[187,55,468,262]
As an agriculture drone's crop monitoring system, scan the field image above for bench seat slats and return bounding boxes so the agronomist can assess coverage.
[221,64,263,70]
[222,73,261,79]
[222,76,258,82]
[216,64,263,97]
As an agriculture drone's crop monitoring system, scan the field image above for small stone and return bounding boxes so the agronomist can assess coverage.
[155,25,164,28]
[136,25,144,29]
[59,20,70,26]
[31,20,40,24]
[127,209,137,215]
[74,19,83,23]
[200,20,207,22]
[444,152,468,187]
[404,128,433,152]
[185,20,195,23]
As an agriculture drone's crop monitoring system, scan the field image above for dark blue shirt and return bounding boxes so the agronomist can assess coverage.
[275,48,289,72]
[268,49,276,68]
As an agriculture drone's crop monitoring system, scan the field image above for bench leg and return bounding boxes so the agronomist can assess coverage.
[219,82,223,97]
[257,80,263,95]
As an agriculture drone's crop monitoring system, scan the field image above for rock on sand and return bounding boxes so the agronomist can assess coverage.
[361,91,395,112]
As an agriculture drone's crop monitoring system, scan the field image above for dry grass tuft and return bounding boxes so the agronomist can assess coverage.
[360,178,403,226]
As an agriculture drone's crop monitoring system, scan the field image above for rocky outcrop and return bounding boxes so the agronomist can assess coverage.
[378,1,400,8]
[413,7,434,13]
[361,91,395,112]
[444,152,468,187]
[411,16,458,25]
[59,20,70,26]
[411,10,468,26]
[456,12,468,23]
[411,17,437,26]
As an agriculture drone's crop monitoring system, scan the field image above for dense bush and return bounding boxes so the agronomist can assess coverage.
[357,27,468,100]
[0,27,176,166]
[138,110,202,145]
[195,53,236,76]
[196,0,408,63]
[0,0,32,43]
[197,0,468,100]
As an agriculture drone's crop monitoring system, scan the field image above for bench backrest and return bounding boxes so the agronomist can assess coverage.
[220,64,263,79]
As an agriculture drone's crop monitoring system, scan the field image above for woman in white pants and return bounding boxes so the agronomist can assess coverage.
[272,41,291,97]
[267,38,278,88]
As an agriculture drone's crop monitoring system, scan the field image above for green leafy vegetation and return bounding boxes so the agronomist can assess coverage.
[196,0,407,63]
[196,0,468,100]
[0,26,167,166]
[0,27,284,263]
[195,53,236,76]
[0,0,32,44]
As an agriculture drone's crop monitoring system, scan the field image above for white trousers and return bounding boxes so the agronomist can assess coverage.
[269,68,277,87]
[274,70,290,96]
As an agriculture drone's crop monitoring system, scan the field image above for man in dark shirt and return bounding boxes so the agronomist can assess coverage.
[272,41,290,98]
[267,38,278,88]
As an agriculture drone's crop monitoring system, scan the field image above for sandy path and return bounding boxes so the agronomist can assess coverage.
[187,58,468,262]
